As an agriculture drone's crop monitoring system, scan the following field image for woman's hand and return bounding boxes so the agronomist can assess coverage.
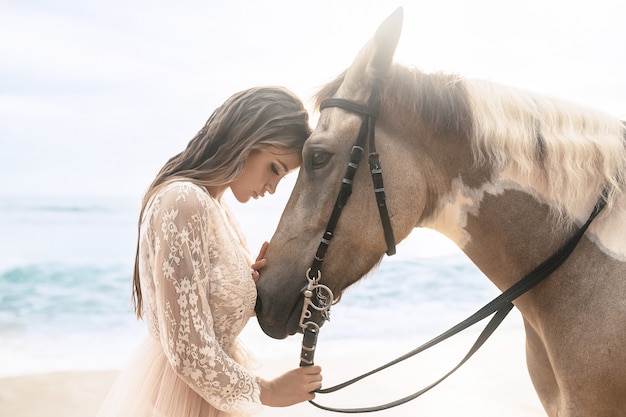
[251,241,269,282]
[258,365,323,407]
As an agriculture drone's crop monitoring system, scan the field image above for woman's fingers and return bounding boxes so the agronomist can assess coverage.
[251,241,269,282]
[256,241,269,262]
[259,365,323,407]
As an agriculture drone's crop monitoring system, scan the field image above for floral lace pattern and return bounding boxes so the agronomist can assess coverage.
[139,181,261,416]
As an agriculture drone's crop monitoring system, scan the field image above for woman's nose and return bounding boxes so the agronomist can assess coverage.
[265,181,277,195]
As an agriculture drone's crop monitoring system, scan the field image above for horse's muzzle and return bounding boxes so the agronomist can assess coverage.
[255,293,307,339]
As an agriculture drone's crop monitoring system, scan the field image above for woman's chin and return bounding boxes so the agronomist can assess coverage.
[232,193,251,203]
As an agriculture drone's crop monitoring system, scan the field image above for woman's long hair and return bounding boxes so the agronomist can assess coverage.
[132,86,311,318]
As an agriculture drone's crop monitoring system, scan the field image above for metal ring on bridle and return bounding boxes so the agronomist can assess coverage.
[300,268,334,327]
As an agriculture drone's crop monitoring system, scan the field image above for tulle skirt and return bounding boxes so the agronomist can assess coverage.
[96,336,258,417]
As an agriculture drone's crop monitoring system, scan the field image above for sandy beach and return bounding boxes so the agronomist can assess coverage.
[0,324,546,417]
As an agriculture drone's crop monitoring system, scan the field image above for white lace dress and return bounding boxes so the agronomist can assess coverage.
[96,182,262,417]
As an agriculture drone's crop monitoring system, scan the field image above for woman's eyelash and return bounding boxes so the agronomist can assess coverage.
[271,164,280,175]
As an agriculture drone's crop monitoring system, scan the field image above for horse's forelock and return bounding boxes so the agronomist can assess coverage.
[313,71,346,111]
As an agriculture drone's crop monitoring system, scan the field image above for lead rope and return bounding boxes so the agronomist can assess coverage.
[304,189,608,413]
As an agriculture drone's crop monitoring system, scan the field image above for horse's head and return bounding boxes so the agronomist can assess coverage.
[254,8,402,338]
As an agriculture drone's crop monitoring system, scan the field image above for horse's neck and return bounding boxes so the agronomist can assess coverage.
[420,175,577,291]
[456,188,573,292]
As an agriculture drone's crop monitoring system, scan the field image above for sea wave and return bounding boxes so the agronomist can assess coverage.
[0,263,134,334]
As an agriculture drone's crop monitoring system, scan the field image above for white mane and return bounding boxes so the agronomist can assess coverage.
[465,79,626,216]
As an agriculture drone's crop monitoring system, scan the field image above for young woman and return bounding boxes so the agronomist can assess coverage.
[96,86,322,417]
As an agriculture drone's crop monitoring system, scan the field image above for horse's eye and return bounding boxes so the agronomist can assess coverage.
[311,151,331,169]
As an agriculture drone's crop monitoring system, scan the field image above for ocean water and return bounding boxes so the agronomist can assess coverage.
[0,192,515,377]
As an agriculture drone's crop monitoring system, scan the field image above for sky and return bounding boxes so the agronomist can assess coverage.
[1,0,625,200]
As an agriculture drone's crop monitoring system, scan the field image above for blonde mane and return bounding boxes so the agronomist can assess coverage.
[465,78,626,214]
[315,64,626,217]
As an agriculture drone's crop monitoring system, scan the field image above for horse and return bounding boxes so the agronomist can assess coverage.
[255,8,626,416]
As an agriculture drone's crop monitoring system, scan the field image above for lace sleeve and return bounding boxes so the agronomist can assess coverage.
[149,184,262,416]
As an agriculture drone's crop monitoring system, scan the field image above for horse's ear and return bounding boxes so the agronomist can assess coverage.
[369,7,403,79]
[344,7,403,91]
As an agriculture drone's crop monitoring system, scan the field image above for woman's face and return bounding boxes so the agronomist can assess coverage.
[229,146,301,203]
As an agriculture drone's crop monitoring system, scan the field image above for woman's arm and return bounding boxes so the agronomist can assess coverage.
[150,185,262,415]
[149,184,322,413]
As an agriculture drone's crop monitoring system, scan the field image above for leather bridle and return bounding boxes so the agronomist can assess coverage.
[298,86,395,367]
[309,87,397,279]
